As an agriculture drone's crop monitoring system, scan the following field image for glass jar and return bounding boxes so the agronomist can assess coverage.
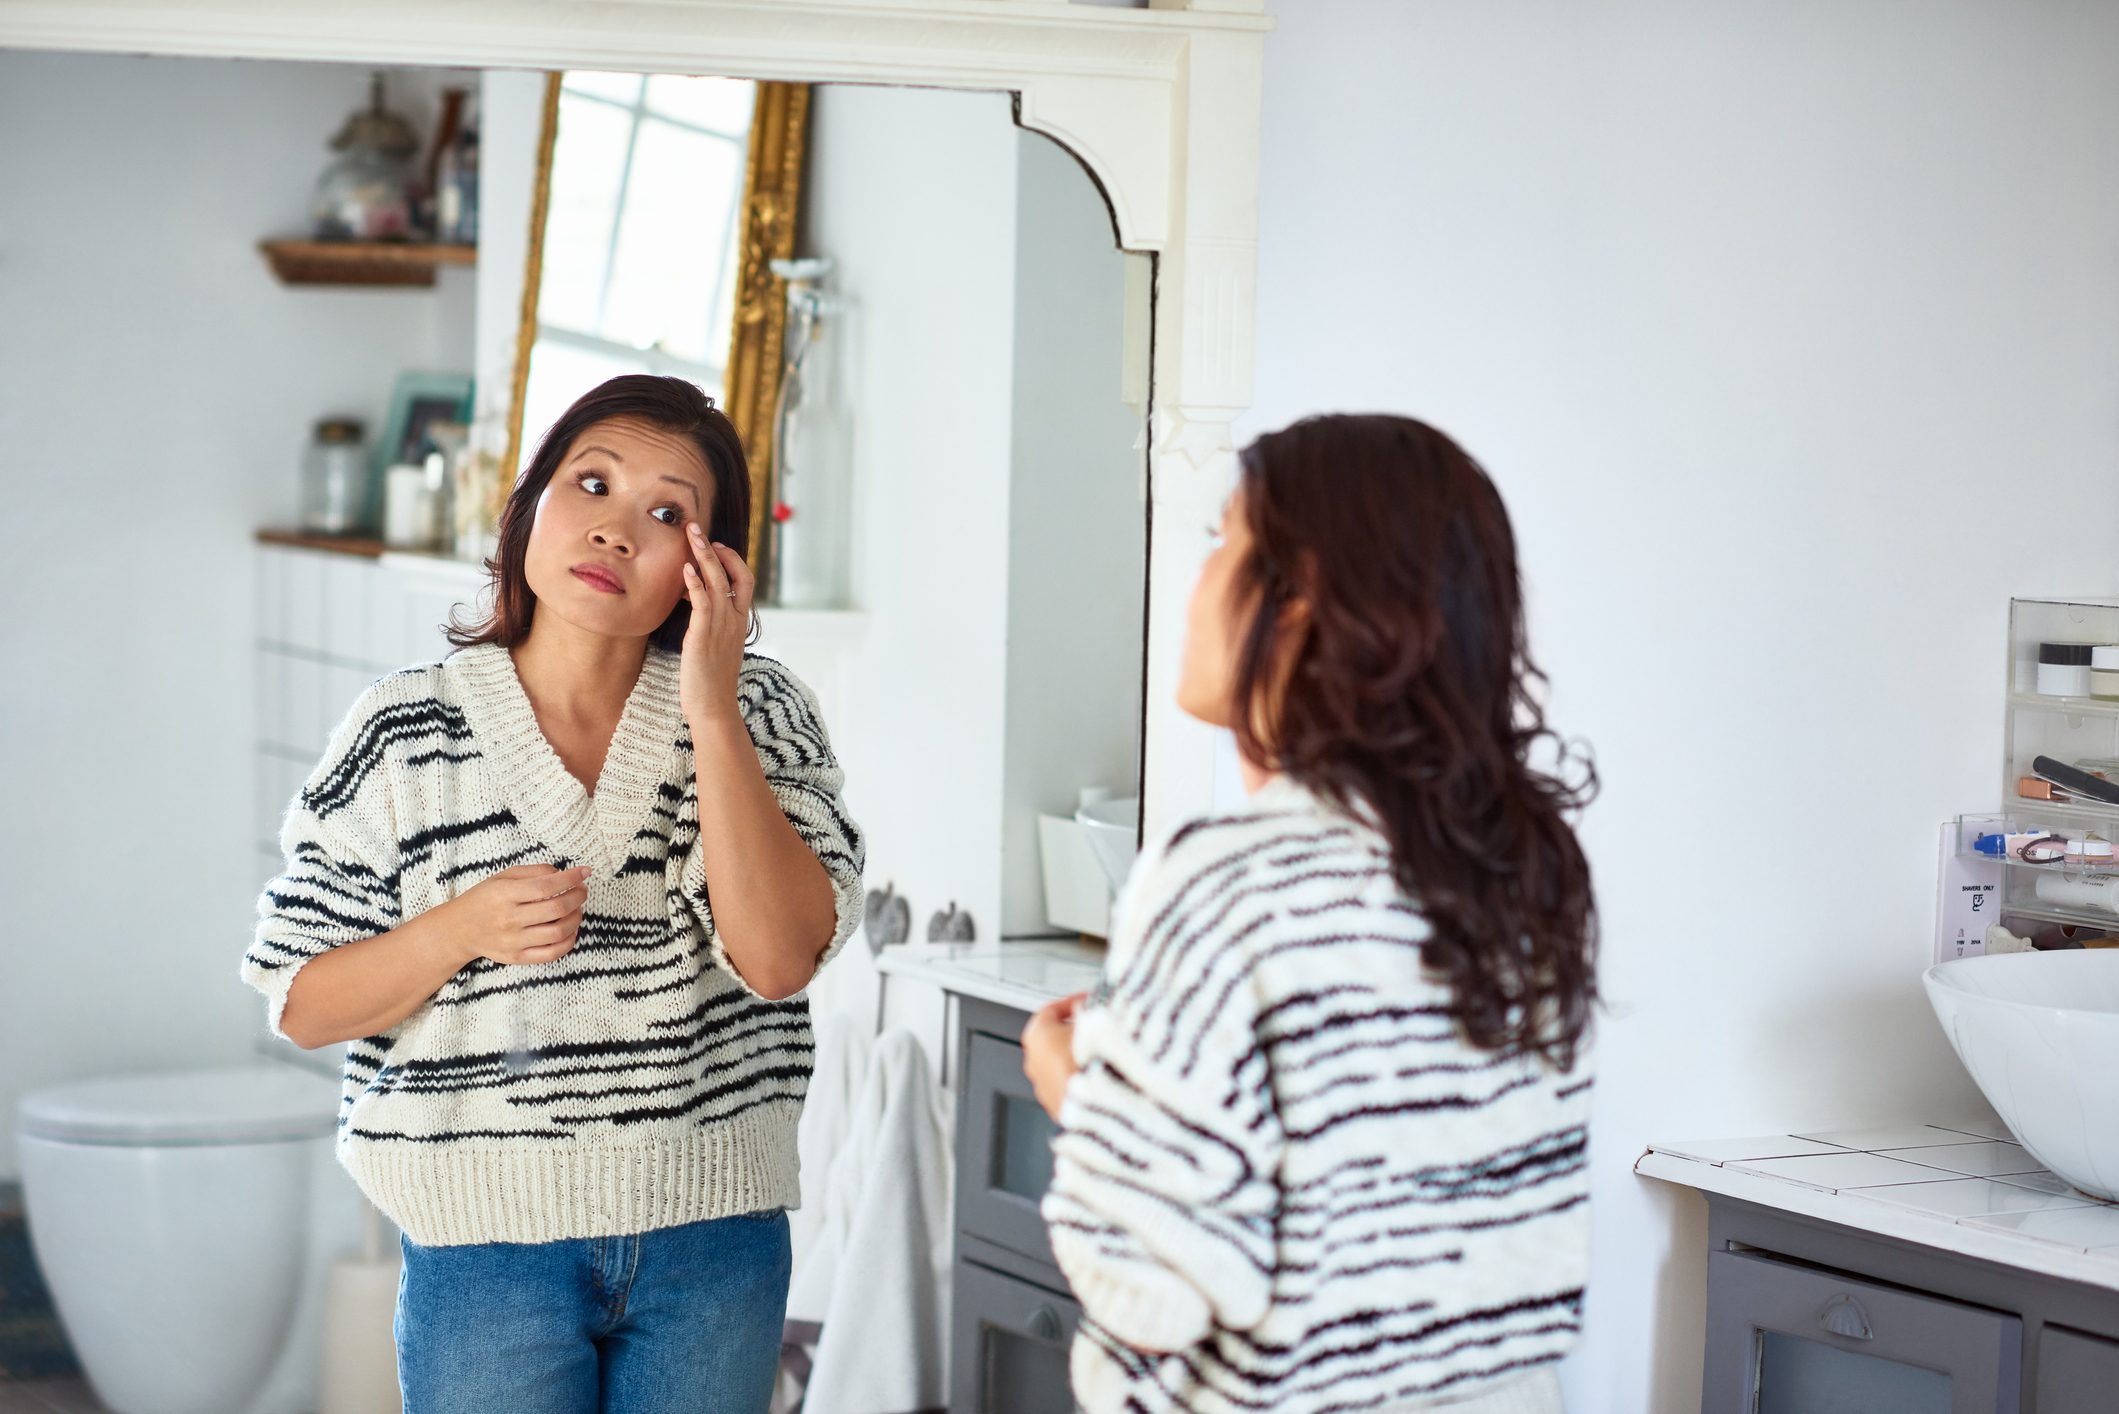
[300,419,370,535]
[311,74,420,242]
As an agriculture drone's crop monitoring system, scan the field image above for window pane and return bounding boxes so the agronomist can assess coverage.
[600,119,743,363]
[562,71,643,104]
[538,95,634,335]
[1756,1331,1952,1414]
[994,1094,1057,1200]
[644,75,754,135]
[708,201,742,362]
[519,338,649,471]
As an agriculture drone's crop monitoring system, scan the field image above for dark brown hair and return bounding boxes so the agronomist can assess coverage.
[448,374,754,653]
[1230,414,1598,1069]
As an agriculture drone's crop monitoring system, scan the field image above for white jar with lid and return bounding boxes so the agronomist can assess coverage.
[2090,646,2119,700]
[2039,642,2096,697]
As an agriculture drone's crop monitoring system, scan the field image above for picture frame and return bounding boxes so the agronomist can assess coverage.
[379,370,475,471]
[371,370,474,530]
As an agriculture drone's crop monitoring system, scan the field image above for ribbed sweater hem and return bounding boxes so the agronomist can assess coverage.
[342,1110,802,1247]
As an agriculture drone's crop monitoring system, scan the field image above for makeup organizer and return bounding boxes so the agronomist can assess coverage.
[1948,596,2119,955]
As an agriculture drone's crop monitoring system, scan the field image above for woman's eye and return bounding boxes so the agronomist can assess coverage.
[578,473,607,495]
[651,507,681,526]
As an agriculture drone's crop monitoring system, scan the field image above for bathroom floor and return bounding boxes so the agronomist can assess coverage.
[0,1380,99,1413]
[0,1184,94,1411]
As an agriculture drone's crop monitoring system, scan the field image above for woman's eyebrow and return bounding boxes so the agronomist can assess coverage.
[658,475,703,512]
[570,444,623,462]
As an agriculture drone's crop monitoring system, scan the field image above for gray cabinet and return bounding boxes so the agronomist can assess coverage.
[949,996,1080,1414]
[951,1255,1081,1414]
[1706,1248,2020,1413]
[1700,1195,2119,1413]
[2036,1327,2119,1414]
[958,1028,1061,1268]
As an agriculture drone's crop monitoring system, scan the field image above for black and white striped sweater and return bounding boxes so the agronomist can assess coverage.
[240,642,864,1247]
[1043,773,1590,1413]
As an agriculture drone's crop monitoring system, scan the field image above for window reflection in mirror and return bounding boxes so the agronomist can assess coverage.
[518,72,754,448]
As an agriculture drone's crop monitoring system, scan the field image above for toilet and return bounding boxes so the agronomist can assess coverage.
[16,1063,358,1414]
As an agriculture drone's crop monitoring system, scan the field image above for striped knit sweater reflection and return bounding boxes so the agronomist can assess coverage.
[1043,774,1591,1413]
[241,643,865,1247]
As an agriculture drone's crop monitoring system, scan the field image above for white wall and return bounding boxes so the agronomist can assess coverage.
[760,84,1022,1050]
[473,69,550,460]
[1000,129,1145,938]
[1246,4,2119,1410]
[0,52,475,1180]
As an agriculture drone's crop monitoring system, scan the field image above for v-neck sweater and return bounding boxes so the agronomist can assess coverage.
[241,642,865,1247]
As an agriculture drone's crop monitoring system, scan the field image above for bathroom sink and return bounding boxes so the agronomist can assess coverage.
[1075,795,1139,892]
[1924,952,2119,1199]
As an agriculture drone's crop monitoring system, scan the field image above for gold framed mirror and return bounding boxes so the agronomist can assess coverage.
[503,71,811,583]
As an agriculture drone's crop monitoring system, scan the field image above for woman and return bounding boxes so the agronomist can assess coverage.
[241,374,864,1413]
[1023,414,1597,1414]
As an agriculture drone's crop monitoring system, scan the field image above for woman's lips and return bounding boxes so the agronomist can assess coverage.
[570,564,626,595]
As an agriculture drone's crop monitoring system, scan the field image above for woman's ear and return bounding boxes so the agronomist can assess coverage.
[1281,548,1322,624]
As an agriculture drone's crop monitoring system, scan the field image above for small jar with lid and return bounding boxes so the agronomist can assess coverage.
[2038,642,2095,698]
[2068,833,2115,867]
[2089,646,2119,700]
[300,418,370,536]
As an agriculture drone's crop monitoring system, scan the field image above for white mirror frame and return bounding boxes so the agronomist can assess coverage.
[0,0,1270,838]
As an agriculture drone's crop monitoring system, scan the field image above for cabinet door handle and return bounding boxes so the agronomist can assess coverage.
[1818,1294,1873,1341]
[1028,1305,1062,1341]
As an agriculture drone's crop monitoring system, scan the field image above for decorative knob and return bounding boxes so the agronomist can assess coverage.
[1028,1305,1062,1341]
[1818,1294,1873,1341]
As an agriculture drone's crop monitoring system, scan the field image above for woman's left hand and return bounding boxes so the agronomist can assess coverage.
[679,521,753,728]
[1022,991,1088,1120]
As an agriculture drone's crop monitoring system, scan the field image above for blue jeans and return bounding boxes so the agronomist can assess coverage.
[395,1210,791,1414]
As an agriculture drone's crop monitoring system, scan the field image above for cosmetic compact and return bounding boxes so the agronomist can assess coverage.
[2038,642,2095,697]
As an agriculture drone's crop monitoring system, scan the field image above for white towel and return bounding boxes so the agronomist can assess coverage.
[787,1009,874,1277]
[785,1028,955,1414]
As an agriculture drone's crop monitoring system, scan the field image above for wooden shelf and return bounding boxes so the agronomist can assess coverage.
[256,528,387,558]
[257,239,476,288]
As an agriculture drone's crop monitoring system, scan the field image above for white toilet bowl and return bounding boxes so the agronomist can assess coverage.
[16,1064,347,1414]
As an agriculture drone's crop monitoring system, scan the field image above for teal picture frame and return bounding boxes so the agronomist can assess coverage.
[370,370,474,529]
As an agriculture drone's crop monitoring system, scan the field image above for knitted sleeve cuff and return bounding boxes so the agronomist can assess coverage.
[1048,1240,1212,1354]
[239,949,316,1043]
[675,827,862,1001]
[678,841,776,1002]
[801,843,864,981]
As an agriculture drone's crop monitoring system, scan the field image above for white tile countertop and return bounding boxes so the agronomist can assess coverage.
[872,939,1106,1014]
[1637,1120,2119,1291]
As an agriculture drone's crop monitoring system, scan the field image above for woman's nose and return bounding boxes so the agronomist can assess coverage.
[590,527,633,556]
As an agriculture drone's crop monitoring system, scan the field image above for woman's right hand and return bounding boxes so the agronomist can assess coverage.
[439,864,592,966]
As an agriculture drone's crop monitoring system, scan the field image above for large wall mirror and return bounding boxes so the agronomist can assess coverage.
[1,3,1265,1409]
[496,68,1153,983]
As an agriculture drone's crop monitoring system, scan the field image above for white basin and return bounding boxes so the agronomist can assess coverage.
[1075,795,1139,893]
[1924,951,2119,1199]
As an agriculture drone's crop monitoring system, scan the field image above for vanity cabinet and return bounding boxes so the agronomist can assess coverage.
[949,995,1081,1414]
[1706,1247,2019,1412]
[1700,1196,2119,1413]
